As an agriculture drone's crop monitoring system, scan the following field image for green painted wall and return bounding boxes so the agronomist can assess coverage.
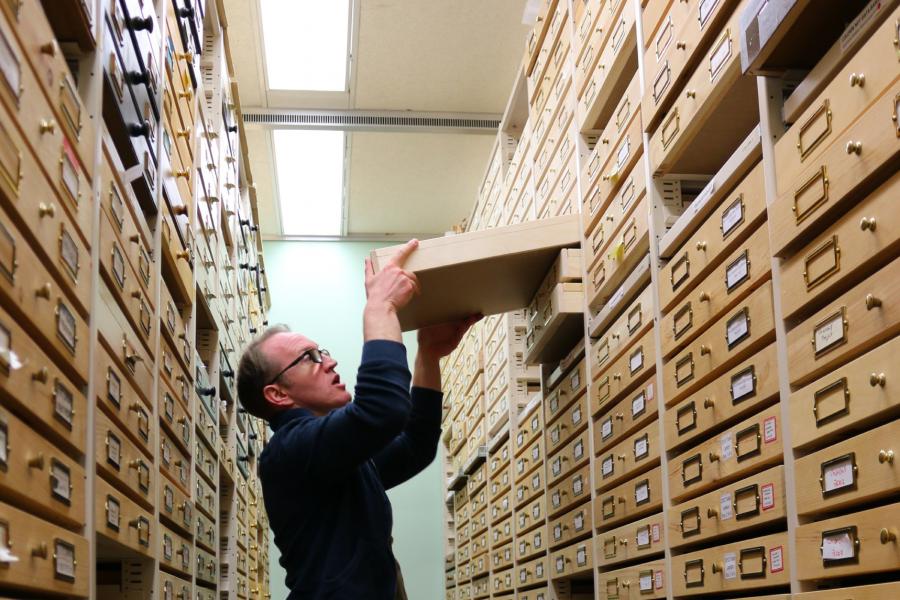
[262,240,444,599]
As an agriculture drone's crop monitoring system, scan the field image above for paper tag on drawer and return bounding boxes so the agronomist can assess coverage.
[770,546,784,573]
[761,483,775,510]
[720,492,733,520]
[635,480,649,504]
[726,253,749,290]
[632,391,646,417]
[814,311,846,354]
[601,417,613,440]
[602,456,614,477]
[652,523,661,542]
[822,455,855,493]
[726,311,749,347]
[763,416,777,443]
[724,552,737,580]
[822,531,856,561]
[721,197,743,237]
[637,526,650,547]
[639,572,653,592]
[720,431,734,461]
[655,570,664,589]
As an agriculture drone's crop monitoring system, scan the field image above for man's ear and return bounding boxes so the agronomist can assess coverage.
[263,384,294,410]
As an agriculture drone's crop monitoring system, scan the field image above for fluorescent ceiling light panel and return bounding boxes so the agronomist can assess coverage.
[273,129,345,236]
[260,0,350,91]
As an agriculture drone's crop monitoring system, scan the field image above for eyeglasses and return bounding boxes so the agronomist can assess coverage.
[267,348,330,385]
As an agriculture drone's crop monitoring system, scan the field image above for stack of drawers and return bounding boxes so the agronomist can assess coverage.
[524,250,584,360]
[484,310,541,439]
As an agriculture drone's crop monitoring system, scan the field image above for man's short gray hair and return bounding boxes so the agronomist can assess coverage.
[237,324,291,420]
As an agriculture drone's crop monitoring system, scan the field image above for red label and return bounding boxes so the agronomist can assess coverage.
[769,546,784,573]
[761,483,775,511]
[763,416,777,443]
[651,523,661,542]
[655,569,664,589]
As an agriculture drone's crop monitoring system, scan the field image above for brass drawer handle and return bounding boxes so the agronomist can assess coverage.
[845,141,863,155]
[38,202,56,218]
[866,294,882,310]
[35,283,52,299]
[686,90,696,98]
[870,373,886,387]
[860,217,877,231]
[696,241,707,251]
[703,398,714,409]
[39,119,56,135]
[880,528,897,544]
[878,449,894,464]
[849,72,865,87]
[32,367,49,383]
[707,508,717,519]
[700,344,711,356]
[698,291,710,302]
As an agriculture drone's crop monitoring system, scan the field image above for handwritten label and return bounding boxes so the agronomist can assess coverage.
[721,197,743,237]
[823,456,855,493]
[822,531,856,561]
[770,546,784,572]
[815,312,845,354]
[726,254,749,290]
[720,492,733,520]
[720,431,734,461]
[652,523,661,542]
[655,570,664,589]
[731,369,755,401]
[601,417,613,440]
[764,416,777,443]
[632,392,645,417]
[727,311,749,346]
[761,483,775,510]
[724,552,737,579]
[637,526,650,547]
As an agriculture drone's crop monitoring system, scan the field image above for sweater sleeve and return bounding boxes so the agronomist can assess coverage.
[268,340,414,482]
[372,386,443,490]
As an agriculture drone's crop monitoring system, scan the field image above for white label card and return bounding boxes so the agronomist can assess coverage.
[574,513,584,531]
[823,456,855,493]
[724,552,737,579]
[822,531,856,561]
[637,527,650,547]
[655,570,664,589]
[731,369,755,401]
[639,573,652,591]
[720,432,734,460]
[815,312,845,354]
[601,417,613,439]
[572,406,582,426]
[726,255,749,290]
[720,492,733,520]
[721,198,743,236]
[652,523,661,542]
[764,416,777,443]
[634,436,648,459]
[630,349,644,374]
[727,312,749,346]
[761,483,775,510]
[573,476,583,495]
[574,440,584,459]
[770,546,784,572]
[54,541,75,579]
[554,524,562,540]
[602,456,614,477]
[632,392,645,417]
[635,481,649,503]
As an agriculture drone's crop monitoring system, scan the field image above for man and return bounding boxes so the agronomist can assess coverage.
[236,239,479,599]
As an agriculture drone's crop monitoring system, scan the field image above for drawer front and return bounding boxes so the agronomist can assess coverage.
[515,408,544,457]
[594,381,658,455]
[795,582,900,599]
[95,476,153,556]
[490,568,514,596]
[797,501,900,581]
[160,427,191,495]
[591,327,656,411]
[96,338,153,459]
[590,285,654,382]
[587,199,650,312]
[97,290,153,405]
[548,500,592,549]
[781,171,900,320]
[660,160,766,313]
[467,463,487,496]
[516,494,547,536]
[790,334,900,451]
[600,560,666,599]
[470,488,487,517]
[786,257,900,387]
[158,478,193,536]
[0,405,84,528]
[795,418,900,516]
[159,278,191,369]
[770,77,900,258]
[549,538,593,578]
[0,499,89,596]
[664,279,775,407]
[95,408,154,508]
[672,531,789,596]
[0,299,85,456]
[516,553,549,588]
[665,343,779,451]
[160,523,193,578]
[648,4,748,175]
[642,0,738,131]
[594,466,663,532]
[773,8,900,208]
[545,357,587,425]
[158,570,192,600]
[160,335,192,410]
[469,531,488,560]
[546,392,588,455]
[489,445,511,479]
[594,419,660,493]
[0,207,90,384]
[597,512,665,569]
[548,463,591,518]
[195,471,216,521]
[662,223,772,359]
[547,427,589,486]
[668,403,783,503]
[516,524,547,562]
[641,0,677,51]
[490,542,514,571]
[195,509,217,552]
[670,464,785,548]
[195,436,217,486]
[594,102,645,208]
[490,516,513,548]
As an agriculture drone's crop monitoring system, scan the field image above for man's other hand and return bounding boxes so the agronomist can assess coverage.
[364,239,421,313]
[417,314,483,360]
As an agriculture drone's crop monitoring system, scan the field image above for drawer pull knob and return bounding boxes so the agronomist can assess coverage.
[35,283,52,299]
[686,90,696,99]
[860,217,877,231]
[38,202,55,218]
[616,454,626,462]
[703,398,714,409]
[615,413,624,421]
[866,294,882,310]
[696,241,707,251]
[176,51,194,62]
[880,528,897,544]
[700,345,711,356]
[130,291,141,300]
[39,119,56,135]
[31,542,48,559]
[699,291,710,302]
[619,538,628,546]
[878,449,895,464]
[125,352,143,365]
[708,451,719,462]
[31,367,49,383]
[175,129,191,140]
[676,41,687,50]
[172,205,188,216]
[40,42,56,56]
[849,72,865,87]
[177,90,193,101]
[711,561,722,574]
[175,250,191,261]
[845,141,863,155]
[27,453,45,470]
[174,169,191,179]
[707,508,718,519]
[613,373,622,380]
[870,373,887,387]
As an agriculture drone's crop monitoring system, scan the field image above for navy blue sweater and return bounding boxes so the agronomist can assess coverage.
[259,340,443,599]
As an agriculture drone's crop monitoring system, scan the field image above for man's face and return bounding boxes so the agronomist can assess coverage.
[263,332,351,415]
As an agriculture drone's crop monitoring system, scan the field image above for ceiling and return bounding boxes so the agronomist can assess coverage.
[223,0,532,238]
